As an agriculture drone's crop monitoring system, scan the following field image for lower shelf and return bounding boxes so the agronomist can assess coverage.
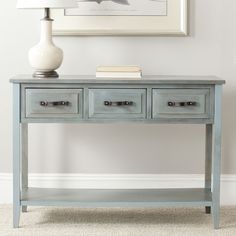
[21,188,212,207]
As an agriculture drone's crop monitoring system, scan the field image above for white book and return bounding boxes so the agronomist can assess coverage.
[96,71,142,79]
[97,65,141,73]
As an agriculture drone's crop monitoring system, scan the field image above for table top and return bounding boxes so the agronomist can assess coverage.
[10,75,225,85]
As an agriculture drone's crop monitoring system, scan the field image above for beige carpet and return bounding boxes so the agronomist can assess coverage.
[1,205,236,236]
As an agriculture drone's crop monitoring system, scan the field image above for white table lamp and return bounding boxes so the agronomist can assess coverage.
[17,0,77,78]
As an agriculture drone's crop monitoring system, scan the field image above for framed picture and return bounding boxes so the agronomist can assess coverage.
[52,0,188,36]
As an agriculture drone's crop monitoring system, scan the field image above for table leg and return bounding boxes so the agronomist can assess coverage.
[205,124,212,214]
[13,84,21,228]
[212,85,222,229]
[21,123,28,213]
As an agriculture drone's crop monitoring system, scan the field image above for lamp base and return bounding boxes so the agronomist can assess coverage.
[29,18,63,79]
[33,71,59,78]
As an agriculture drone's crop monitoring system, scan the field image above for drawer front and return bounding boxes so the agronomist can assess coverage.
[152,89,212,119]
[89,89,147,119]
[25,89,83,118]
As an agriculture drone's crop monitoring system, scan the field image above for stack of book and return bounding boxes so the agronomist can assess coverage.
[96,65,142,79]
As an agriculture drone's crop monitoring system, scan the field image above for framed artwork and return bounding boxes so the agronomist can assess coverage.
[52,0,188,36]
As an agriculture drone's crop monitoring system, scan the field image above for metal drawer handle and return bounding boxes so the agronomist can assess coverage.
[167,101,197,107]
[40,101,70,107]
[104,101,134,106]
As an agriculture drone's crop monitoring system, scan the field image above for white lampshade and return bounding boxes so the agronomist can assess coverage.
[17,0,78,9]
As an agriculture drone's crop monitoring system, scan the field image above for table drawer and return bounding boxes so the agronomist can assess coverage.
[152,89,212,119]
[25,89,83,118]
[89,89,147,119]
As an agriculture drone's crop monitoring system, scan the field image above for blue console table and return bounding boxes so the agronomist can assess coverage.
[11,75,225,228]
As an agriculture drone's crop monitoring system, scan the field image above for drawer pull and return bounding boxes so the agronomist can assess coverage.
[104,101,134,106]
[167,101,197,107]
[40,101,70,107]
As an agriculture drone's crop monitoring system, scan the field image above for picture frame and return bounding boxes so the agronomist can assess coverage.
[52,0,188,36]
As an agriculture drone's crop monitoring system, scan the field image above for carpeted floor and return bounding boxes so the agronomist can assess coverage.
[1,205,236,236]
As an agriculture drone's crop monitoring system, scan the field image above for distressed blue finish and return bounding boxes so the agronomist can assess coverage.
[89,89,147,119]
[11,75,225,228]
[152,88,211,119]
[212,85,223,229]
[10,75,225,85]
[26,89,83,118]
[21,188,212,207]
[12,84,21,227]
[21,123,28,213]
[205,124,212,214]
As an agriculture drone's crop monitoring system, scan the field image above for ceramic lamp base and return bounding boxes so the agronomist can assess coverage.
[33,70,59,78]
[29,18,63,79]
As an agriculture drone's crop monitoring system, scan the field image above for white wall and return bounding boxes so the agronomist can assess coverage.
[1,0,236,174]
